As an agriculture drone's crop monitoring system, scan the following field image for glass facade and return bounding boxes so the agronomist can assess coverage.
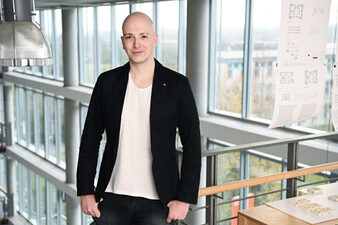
[16,163,66,225]
[209,0,337,131]
[0,1,337,225]
[15,87,65,168]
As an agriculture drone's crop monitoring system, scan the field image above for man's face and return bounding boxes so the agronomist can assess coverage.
[121,15,158,65]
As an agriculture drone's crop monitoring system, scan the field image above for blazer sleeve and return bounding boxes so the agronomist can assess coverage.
[76,75,105,196]
[176,77,201,204]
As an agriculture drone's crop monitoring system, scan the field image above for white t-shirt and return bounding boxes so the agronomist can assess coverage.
[105,73,159,200]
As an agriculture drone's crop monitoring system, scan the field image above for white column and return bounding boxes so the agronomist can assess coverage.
[62,8,81,225]
[184,0,209,224]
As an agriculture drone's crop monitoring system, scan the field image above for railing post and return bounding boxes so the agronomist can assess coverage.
[206,155,217,225]
[287,142,298,198]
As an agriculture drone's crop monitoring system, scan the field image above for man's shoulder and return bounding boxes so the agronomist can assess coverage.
[97,63,129,82]
[157,61,187,84]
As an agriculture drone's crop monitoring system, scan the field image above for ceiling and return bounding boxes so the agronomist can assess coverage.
[34,0,170,9]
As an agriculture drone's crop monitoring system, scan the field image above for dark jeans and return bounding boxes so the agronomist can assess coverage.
[93,193,178,225]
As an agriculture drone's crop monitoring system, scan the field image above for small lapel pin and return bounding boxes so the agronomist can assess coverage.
[162,83,167,87]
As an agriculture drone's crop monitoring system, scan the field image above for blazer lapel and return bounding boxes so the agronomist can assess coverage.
[150,60,167,155]
[113,62,129,131]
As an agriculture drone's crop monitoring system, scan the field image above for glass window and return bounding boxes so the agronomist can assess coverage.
[21,166,29,216]
[249,0,281,120]
[248,153,282,206]
[58,99,65,167]
[16,163,68,225]
[28,90,35,149]
[37,93,45,155]
[45,96,56,163]
[31,172,38,224]
[217,151,241,224]
[40,177,47,225]
[115,5,130,66]
[157,1,179,71]
[97,6,112,74]
[0,155,6,191]
[0,84,4,123]
[132,3,153,19]
[16,87,27,144]
[49,184,58,225]
[80,104,88,133]
[40,10,54,77]
[209,0,246,115]
[79,7,96,85]
[290,0,338,131]
[55,9,63,80]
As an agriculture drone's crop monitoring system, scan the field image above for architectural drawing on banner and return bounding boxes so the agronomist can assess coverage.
[277,0,331,65]
[289,4,303,19]
[269,0,331,129]
[269,62,326,129]
[304,70,318,84]
[280,72,294,84]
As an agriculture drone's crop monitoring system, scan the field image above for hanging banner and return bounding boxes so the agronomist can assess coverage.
[277,0,331,66]
[269,0,331,128]
[269,62,326,128]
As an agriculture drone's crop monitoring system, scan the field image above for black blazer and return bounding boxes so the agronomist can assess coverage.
[77,59,201,205]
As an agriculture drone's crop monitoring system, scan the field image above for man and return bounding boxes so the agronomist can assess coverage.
[77,12,201,225]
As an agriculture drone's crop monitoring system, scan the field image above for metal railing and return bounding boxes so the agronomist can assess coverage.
[177,131,338,225]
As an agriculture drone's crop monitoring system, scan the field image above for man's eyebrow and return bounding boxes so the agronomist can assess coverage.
[122,32,150,36]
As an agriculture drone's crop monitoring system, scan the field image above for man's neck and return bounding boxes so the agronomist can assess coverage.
[129,58,155,80]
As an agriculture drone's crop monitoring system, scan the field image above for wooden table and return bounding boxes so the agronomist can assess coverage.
[238,205,338,225]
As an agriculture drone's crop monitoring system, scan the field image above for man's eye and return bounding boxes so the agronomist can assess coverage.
[141,35,148,39]
[125,36,133,40]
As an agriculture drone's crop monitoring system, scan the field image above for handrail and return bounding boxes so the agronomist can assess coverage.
[200,131,338,157]
[0,186,7,195]
[176,131,338,157]
[198,161,338,197]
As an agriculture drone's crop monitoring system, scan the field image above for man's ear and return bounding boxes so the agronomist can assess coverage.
[153,34,158,48]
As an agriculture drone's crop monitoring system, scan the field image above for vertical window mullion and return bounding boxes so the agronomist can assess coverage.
[111,6,117,69]
[40,11,48,76]
[46,182,51,225]
[78,8,84,84]
[52,10,58,79]
[33,92,40,153]
[94,7,99,79]
[241,0,253,118]
[37,175,41,225]
[44,95,50,159]
[130,4,136,13]
[57,190,62,225]
[27,170,32,219]
[178,0,186,74]
[208,0,217,112]
[153,2,158,59]
[24,89,30,147]
[15,87,22,142]
[18,164,23,212]
[239,151,249,210]
[55,99,61,165]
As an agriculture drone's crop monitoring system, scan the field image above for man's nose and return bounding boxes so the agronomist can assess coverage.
[133,37,140,48]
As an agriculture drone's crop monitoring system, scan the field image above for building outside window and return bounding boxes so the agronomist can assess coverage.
[15,87,65,168]
[210,0,338,132]
[209,0,246,116]
[16,163,66,225]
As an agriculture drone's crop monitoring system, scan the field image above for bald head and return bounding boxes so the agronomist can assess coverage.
[122,12,155,34]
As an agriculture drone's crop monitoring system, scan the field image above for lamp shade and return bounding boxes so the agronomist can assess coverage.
[0,21,53,66]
